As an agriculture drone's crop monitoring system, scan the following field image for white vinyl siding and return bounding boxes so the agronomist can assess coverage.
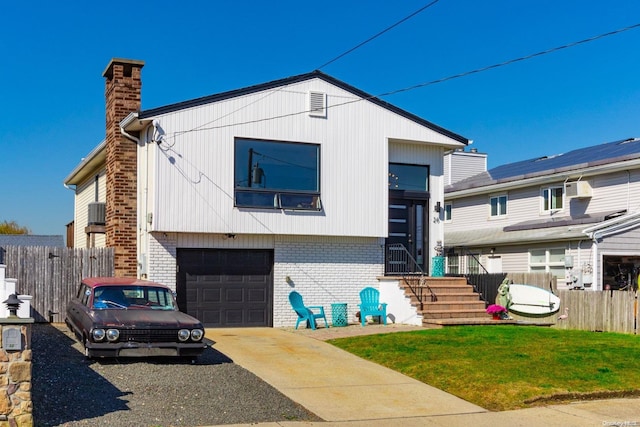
[578,170,640,214]
[146,78,461,238]
[443,150,487,185]
[445,170,640,235]
[73,170,106,247]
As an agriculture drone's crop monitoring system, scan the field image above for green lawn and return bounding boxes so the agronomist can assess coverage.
[327,326,640,411]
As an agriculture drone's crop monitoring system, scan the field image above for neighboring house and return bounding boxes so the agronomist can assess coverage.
[64,58,470,327]
[444,138,640,291]
[64,140,107,249]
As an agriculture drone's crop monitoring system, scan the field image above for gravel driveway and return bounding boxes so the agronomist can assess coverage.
[31,323,322,427]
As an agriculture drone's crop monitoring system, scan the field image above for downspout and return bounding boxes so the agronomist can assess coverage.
[591,235,599,291]
[120,113,141,144]
[119,113,143,277]
[626,170,631,213]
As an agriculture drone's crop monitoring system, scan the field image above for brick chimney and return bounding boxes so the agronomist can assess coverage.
[102,58,144,277]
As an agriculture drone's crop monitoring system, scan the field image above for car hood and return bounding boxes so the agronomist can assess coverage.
[90,309,203,329]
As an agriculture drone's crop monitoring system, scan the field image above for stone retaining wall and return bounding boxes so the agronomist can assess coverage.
[0,320,33,427]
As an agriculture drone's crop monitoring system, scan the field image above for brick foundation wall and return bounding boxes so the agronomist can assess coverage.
[273,237,384,327]
[103,59,144,277]
[148,233,178,290]
[145,234,385,326]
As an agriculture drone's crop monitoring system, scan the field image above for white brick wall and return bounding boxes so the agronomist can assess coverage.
[147,232,178,290]
[144,232,386,326]
[273,236,385,327]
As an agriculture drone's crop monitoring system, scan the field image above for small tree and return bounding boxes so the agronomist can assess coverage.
[0,220,31,235]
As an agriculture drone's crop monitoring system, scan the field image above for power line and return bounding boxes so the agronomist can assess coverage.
[316,0,442,70]
[378,22,640,98]
[163,21,640,137]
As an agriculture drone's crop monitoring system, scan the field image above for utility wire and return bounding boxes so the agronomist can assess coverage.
[163,21,640,137]
[378,22,640,98]
[316,0,441,70]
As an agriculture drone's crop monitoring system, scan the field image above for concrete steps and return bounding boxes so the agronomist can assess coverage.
[399,276,498,326]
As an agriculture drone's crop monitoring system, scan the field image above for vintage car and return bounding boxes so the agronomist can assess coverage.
[65,277,207,359]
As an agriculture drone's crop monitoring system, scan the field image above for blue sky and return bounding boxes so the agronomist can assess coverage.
[1,0,639,236]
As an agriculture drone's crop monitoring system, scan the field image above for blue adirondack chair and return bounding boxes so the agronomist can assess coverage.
[288,291,328,330]
[358,287,387,326]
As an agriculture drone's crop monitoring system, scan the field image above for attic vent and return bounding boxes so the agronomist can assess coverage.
[88,202,106,225]
[308,91,327,118]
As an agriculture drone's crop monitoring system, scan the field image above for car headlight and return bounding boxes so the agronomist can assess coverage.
[92,329,106,341]
[106,329,120,342]
[191,329,204,341]
[178,329,191,342]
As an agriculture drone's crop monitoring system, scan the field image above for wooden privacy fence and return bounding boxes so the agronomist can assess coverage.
[1,246,114,323]
[553,290,638,334]
[506,272,557,292]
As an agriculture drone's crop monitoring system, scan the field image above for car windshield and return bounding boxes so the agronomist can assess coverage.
[93,286,177,310]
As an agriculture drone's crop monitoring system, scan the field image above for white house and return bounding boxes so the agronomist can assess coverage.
[444,138,640,291]
[64,58,470,327]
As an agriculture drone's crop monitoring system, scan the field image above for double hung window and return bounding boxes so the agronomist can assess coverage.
[490,195,507,217]
[542,186,563,212]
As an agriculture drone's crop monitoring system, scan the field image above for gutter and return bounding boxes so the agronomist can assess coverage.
[63,139,107,187]
[120,112,141,143]
[582,211,640,240]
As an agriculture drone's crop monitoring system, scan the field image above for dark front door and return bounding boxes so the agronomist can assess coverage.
[176,249,273,327]
[388,190,429,273]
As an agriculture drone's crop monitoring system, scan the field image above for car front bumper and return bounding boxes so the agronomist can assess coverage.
[86,341,207,358]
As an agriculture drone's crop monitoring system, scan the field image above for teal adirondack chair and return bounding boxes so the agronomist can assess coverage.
[358,287,387,326]
[288,291,328,330]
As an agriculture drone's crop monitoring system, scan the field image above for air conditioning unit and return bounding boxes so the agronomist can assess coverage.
[87,202,106,225]
[565,180,592,198]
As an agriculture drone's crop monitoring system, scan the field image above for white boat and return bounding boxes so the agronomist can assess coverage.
[508,284,561,315]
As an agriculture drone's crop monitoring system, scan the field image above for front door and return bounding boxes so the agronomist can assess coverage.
[388,190,429,273]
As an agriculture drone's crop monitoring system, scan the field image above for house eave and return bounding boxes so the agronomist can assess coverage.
[63,140,107,186]
[138,70,470,145]
[445,225,588,248]
[121,112,151,133]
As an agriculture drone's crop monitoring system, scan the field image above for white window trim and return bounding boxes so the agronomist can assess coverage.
[529,247,566,279]
[489,194,508,218]
[540,185,564,213]
[444,203,452,222]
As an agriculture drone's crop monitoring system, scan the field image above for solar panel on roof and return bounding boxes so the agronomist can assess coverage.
[450,138,640,188]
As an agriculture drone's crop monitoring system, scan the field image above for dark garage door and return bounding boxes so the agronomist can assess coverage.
[176,249,273,327]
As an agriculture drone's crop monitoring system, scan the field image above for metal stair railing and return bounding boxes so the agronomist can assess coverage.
[385,243,437,309]
[446,245,506,306]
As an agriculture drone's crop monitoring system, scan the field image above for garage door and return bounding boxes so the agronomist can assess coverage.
[176,249,273,327]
